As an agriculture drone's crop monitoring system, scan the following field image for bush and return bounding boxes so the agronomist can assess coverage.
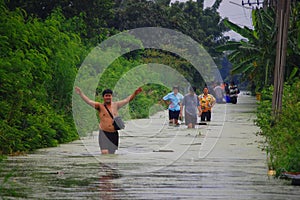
[0,104,78,154]
[0,4,81,155]
[256,79,300,173]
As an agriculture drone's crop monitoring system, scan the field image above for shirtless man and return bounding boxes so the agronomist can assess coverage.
[75,86,142,154]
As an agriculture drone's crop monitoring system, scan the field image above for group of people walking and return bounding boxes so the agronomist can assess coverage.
[163,85,216,129]
[162,85,213,129]
[214,81,240,104]
[75,81,239,154]
[163,82,240,128]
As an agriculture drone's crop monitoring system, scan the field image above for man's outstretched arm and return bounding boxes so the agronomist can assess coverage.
[117,87,143,108]
[75,86,99,108]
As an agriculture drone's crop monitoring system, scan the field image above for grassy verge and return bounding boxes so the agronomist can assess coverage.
[255,79,300,175]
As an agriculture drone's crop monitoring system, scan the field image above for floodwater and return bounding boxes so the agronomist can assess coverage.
[1,93,299,199]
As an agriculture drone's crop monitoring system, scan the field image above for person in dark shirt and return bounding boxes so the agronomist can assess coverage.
[228,81,240,104]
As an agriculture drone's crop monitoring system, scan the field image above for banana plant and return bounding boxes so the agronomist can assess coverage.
[217,8,276,89]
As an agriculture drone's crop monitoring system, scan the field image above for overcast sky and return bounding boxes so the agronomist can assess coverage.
[170,0,258,39]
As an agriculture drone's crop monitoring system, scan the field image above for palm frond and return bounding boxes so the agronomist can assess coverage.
[215,41,241,51]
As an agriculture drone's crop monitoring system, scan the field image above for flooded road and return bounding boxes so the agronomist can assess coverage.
[1,93,299,199]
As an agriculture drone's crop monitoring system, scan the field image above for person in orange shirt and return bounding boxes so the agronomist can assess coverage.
[198,87,216,122]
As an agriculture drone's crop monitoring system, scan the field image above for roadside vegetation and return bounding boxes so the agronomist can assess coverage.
[256,79,300,174]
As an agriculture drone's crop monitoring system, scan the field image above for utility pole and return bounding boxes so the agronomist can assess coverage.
[272,0,291,116]
[241,0,290,116]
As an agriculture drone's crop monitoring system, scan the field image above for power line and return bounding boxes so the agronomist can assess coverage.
[229,1,252,9]
[242,0,264,6]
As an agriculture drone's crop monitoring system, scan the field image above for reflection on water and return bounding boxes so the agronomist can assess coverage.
[1,147,300,199]
[99,163,121,200]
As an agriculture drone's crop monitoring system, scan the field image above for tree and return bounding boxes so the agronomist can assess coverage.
[5,0,116,44]
[111,0,229,86]
[0,3,85,154]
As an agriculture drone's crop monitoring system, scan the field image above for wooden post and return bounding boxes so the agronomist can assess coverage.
[272,0,291,116]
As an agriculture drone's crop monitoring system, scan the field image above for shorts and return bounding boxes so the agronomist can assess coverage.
[230,96,237,104]
[169,110,180,120]
[185,112,197,125]
[99,130,119,154]
[201,111,211,121]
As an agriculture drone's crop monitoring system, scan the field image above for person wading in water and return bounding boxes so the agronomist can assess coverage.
[75,86,142,154]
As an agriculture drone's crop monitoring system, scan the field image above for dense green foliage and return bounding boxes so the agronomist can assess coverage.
[6,0,116,45]
[112,0,228,59]
[256,79,300,173]
[0,4,84,154]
